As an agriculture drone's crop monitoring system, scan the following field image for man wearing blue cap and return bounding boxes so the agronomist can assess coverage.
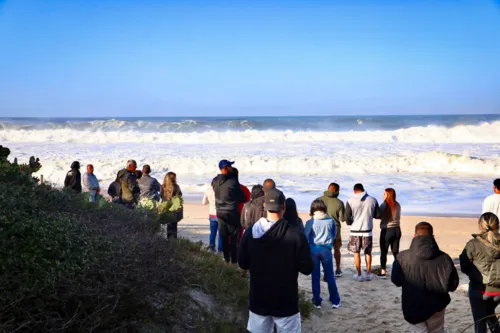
[213,160,246,264]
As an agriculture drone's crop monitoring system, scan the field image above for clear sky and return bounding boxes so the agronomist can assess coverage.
[0,0,499,117]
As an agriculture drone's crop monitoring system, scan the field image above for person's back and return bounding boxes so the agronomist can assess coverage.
[242,195,266,229]
[64,161,82,193]
[483,179,500,218]
[138,166,161,201]
[213,173,245,214]
[119,162,140,205]
[345,190,379,234]
[392,222,459,330]
[239,189,314,332]
[305,212,336,250]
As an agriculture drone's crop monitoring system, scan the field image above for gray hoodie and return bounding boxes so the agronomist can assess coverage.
[345,191,380,237]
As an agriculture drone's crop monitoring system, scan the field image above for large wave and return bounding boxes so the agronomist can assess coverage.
[2,121,500,144]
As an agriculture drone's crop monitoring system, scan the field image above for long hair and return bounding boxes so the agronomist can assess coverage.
[479,213,500,244]
[162,172,178,201]
[309,199,327,216]
[284,198,299,223]
[384,188,398,219]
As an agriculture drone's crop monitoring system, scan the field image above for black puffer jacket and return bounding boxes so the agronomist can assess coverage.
[460,234,500,293]
[64,162,82,193]
[391,236,459,325]
[212,173,245,214]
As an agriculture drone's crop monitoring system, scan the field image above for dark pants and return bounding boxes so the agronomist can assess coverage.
[167,222,178,239]
[380,226,401,269]
[217,211,240,264]
[209,216,223,253]
[469,288,500,333]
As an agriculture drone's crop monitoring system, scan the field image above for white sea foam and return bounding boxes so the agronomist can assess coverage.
[2,121,500,144]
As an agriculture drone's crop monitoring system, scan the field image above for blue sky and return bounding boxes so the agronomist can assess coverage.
[0,0,499,117]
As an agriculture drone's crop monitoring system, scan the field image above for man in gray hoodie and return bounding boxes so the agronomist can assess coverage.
[345,183,380,282]
[318,182,345,277]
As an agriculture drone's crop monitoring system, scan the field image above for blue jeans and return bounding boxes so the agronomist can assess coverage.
[311,247,341,305]
[209,217,222,253]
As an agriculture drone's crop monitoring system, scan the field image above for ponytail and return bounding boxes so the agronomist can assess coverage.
[479,213,500,244]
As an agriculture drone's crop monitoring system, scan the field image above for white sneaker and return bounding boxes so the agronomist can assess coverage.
[365,273,374,281]
[353,274,365,282]
[313,302,322,309]
[331,303,341,309]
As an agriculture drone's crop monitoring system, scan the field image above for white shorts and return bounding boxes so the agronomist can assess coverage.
[247,311,301,333]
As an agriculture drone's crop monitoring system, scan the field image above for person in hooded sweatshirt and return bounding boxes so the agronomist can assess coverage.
[460,213,500,333]
[392,222,459,333]
[318,182,345,277]
[345,183,380,282]
[241,185,266,230]
[304,199,341,309]
[64,161,82,193]
[213,160,246,264]
[117,160,140,208]
[82,164,100,202]
[238,189,314,333]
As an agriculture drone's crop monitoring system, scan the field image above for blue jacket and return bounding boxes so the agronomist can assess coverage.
[304,212,337,251]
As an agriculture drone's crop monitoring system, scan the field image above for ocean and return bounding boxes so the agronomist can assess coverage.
[2,115,500,216]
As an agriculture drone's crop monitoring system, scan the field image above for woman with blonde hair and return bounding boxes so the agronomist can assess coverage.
[161,172,183,238]
[379,188,402,278]
[460,213,500,333]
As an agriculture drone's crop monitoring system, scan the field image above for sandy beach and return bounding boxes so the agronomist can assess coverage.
[178,203,478,333]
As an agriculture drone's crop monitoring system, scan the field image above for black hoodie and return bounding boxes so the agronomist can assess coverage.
[391,236,459,325]
[212,173,245,215]
[64,162,82,193]
[238,218,314,317]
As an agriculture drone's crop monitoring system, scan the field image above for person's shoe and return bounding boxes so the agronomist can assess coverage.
[312,302,322,309]
[353,274,365,282]
[377,272,387,279]
[335,269,343,277]
[331,303,341,309]
[365,273,374,281]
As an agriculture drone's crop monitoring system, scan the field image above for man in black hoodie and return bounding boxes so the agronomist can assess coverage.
[392,222,459,332]
[239,189,314,333]
[64,161,82,193]
[213,160,246,264]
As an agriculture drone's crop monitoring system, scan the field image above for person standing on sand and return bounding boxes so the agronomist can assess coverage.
[203,179,222,253]
[241,185,266,230]
[483,179,500,218]
[392,222,459,333]
[161,172,183,239]
[460,213,500,333]
[345,183,380,282]
[378,188,402,278]
[239,189,314,333]
[82,164,100,202]
[284,198,304,232]
[304,199,341,309]
[138,164,161,202]
[117,160,141,208]
[263,178,276,192]
[64,161,82,193]
[318,182,345,277]
[213,160,246,264]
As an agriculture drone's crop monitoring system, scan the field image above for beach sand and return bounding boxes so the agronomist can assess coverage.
[178,203,478,333]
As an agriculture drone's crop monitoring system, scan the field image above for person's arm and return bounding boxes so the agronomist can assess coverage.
[345,201,353,226]
[297,233,314,275]
[448,257,460,292]
[82,173,90,190]
[152,179,161,194]
[332,219,337,240]
[238,228,251,270]
[202,192,209,205]
[373,200,381,219]
[483,197,491,214]
[459,243,474,276]
[303,219,312,243]
[338,201,345,223]
[177,185,183,197]
[391,257,404,287]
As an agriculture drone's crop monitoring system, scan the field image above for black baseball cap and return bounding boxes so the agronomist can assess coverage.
[219,159,235,170]
[265,188,286,212]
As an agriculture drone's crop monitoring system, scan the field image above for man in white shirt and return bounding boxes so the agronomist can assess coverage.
[483,179,500,218]
[82,164,100,202]
[203,179,222,253]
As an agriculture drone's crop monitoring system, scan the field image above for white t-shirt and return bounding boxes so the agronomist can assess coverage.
[482,193,500,218]
[202,184,217,216]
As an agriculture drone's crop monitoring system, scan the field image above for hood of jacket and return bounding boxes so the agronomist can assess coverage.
[117,168,128,179]
[410,236,440,260]
[323,191,339,198]
[252,217,288,243]
[251,195,266,206]
[472,233,500,259]
[214,173,235,186]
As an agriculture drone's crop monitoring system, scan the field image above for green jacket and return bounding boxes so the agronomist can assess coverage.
[118,169,140,205]
[317,191,345,230]
[460,233,500,293]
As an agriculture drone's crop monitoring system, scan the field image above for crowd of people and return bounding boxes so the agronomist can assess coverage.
[64,158,500,333]
[63,159,184,238]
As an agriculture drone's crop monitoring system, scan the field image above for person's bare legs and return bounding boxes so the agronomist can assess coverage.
[334,248,341,271]
[365,253,372,274]
[354,252,362,275]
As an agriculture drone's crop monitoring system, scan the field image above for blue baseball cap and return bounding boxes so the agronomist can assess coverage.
[219,159,235,170]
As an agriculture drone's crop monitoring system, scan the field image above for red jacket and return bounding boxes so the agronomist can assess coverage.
[238,185,251,215]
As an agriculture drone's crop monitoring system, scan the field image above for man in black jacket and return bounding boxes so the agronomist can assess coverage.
[64,161,82,193]
[213,160,245,264]
[392,222,459,332]
[239,189,314,333]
